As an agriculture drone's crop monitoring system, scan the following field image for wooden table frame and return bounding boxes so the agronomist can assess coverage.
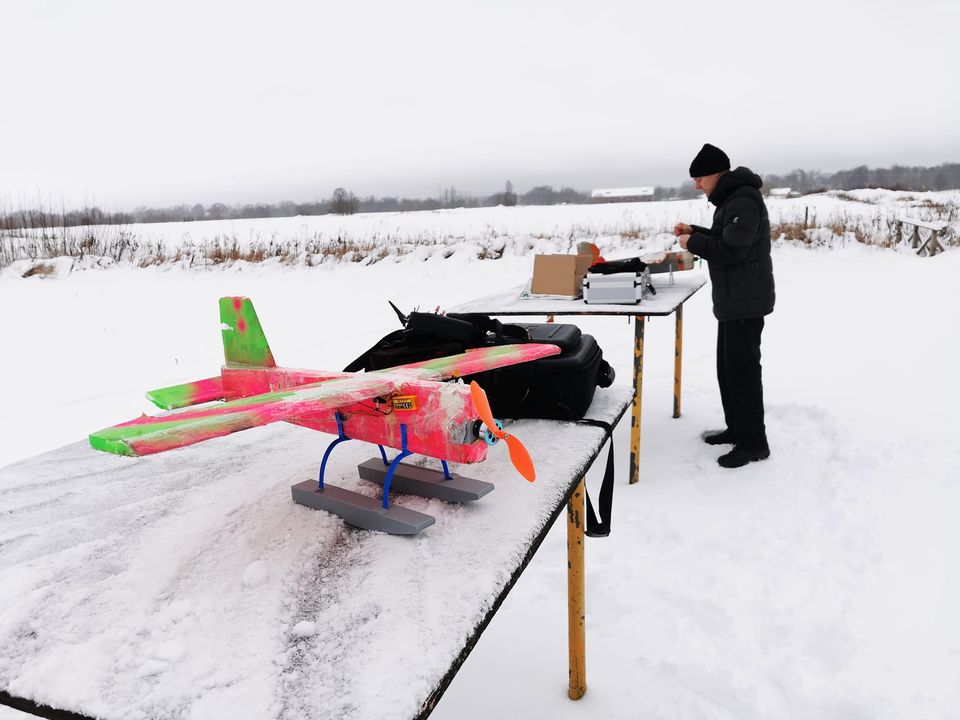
[566,479,587,699]
[421,469,609,710]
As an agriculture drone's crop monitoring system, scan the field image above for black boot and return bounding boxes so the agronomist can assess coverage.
[718,444,770,468]
[702,429,738,445]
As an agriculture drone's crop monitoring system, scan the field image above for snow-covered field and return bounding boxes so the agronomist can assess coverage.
[1,197,959,719]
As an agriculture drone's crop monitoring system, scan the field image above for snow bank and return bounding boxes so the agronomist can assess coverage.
[2,191,957,272]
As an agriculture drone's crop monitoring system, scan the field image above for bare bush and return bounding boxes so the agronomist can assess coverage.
[771,222,809,243]
[21,262,56,278]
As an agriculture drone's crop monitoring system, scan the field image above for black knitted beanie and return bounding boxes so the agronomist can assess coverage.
[689,143,730,177]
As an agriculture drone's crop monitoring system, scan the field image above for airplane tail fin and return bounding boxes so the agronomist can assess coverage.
[219,297,277,368]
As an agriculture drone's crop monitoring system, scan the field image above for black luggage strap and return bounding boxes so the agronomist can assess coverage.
[342,328,406,372]
[447,313,529,343]
[574,418,615,538]
[344,306,534,373]
[587,257,647,274]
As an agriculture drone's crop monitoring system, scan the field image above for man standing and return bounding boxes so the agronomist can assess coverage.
[675,143,775,468]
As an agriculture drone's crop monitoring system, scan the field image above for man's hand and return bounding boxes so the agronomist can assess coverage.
[678,234,691,250]
[673,222,693,237]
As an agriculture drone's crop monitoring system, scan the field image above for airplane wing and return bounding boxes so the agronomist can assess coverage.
[376,343,561,381]
[90,374,405,457]
[91,344,561,458]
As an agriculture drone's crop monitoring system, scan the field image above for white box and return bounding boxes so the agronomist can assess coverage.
[582,269,652,305]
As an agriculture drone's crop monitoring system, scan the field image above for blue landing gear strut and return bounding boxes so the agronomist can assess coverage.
[292,416,435,535]
[379,425,413,510]
[317,414,349,491]
[359,427,494,504]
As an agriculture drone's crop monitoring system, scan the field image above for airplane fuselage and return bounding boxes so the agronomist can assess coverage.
[221,366,488,464]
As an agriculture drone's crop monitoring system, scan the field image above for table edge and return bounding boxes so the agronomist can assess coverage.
[415,396,633,719]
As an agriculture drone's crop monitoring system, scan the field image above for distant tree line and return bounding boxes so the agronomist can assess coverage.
[793,162,960,193]
[0,205,134,231]
[2,164,958,231]
[652,162,960,199]
[0,181,583,229]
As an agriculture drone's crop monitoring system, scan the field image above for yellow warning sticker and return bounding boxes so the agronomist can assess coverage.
[392,395,418,411]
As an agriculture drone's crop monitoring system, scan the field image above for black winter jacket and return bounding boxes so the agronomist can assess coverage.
[686,167,775,321]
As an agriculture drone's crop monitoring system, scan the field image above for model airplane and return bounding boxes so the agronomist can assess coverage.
[89,297,560,534]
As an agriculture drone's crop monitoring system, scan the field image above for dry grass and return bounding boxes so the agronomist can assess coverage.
[137,242,167,267]
[21,262,56,278]
[826,221,871,245]
[478,243,504,260]
[915,199,958,221]
[771,222,809,243]
[3,194,957,272]
[1,226,139,267]
[834,192,877,204]
[772,214,892,248]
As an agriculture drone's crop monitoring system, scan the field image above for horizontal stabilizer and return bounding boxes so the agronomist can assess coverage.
[147,377,225,410]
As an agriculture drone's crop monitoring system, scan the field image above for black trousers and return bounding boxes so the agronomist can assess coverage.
[717,317,767,449]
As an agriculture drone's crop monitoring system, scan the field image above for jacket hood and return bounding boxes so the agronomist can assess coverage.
[709,166,763,206]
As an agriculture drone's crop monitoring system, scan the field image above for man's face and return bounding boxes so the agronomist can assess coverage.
[694,172,722,196]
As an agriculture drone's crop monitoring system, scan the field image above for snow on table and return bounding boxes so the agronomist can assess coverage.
[0,386,633,720]
[449,272,706,317]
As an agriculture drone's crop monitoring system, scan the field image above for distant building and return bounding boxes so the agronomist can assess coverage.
[590,186,655,203]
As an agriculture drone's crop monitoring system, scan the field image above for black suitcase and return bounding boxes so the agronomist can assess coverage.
[345,311,614,420]
[346,311,525,373]
[513,322,581,350]
[477,324,614,420]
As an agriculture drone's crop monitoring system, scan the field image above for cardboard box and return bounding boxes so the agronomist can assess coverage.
[531,254,594,297]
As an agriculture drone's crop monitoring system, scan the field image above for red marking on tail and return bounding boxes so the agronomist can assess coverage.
[238,318,247,333]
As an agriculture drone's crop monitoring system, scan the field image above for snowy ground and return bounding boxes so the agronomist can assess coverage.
[1,200,959,719]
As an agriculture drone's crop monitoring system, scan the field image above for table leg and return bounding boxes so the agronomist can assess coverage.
[629,316,645,485]
[567,479,586,700]
[673,304,683,419]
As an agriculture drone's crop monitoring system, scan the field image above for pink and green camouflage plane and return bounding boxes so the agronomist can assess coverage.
[90,296,560,479]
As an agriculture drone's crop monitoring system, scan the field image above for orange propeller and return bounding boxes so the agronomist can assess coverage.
[469,381,536,482]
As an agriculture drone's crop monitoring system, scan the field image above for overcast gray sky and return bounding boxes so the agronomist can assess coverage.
[1,0,958,209]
